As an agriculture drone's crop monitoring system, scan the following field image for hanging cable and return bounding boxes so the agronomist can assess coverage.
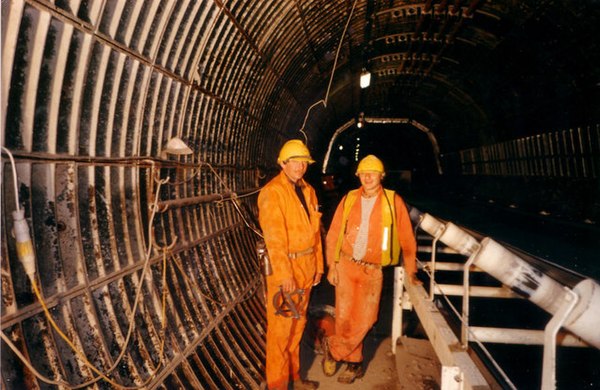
[203,161,264,238]
[1,151,261,387]
[299,0,360,135]
[1,146,21,212]
[1,152,171,389]
[0,330,72,387]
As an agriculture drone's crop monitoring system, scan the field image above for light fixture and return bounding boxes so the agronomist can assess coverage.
[360,69,371,89]
[161,137,193,159]
[357,112,365,128]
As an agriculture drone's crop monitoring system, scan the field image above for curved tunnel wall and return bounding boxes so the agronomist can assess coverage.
[2,0,600,389]
[0,0,322,388]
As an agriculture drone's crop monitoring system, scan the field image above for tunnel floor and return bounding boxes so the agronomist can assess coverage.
[295,273,441,390]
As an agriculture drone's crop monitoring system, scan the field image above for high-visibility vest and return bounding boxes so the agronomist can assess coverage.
[334,189,401,266]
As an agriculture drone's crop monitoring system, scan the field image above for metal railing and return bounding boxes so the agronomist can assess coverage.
[392,209,600,390]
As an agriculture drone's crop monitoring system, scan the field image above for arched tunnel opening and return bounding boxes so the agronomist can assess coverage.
[1,1,599,389]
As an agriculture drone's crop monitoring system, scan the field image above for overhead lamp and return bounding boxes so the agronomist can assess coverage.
[360,69,371,89]
[357,112,365,128]
[161,137,193,159]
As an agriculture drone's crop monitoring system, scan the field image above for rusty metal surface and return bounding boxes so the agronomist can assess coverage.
[1,158,265,388]
[2,0,599,388]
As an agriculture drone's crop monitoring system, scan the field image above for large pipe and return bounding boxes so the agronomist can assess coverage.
[473,238,600,348]
[156,187,261,211]
[418,213,600,349]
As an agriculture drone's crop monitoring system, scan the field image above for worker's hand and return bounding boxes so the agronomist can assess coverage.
[409,273,423,286]
[312,273,323,286]
[280,278,296,293]
[327,267,338,286]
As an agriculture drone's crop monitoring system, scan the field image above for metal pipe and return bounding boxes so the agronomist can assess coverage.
[434,284,519,298]
[419,212,600,349]
[156,188,260,211]
[469,327,589,347]
[472,238,600,349]
[567,279,600,348]
[461,252,477,347]
[542,288,579,390]
[429,234,441,301]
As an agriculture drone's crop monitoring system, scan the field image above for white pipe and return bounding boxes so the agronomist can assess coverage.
[439,223,480,256]
[434,284,519,298]
[469,327,589,347]
[472,238,600,349]
[419,213,600,349]
[566,279,600,348]
[419,213,446,238]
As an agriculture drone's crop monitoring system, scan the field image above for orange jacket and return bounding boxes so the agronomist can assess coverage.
[326,187,417,275]
[258,171,324,284]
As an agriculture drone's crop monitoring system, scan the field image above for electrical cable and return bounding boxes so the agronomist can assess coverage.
[227,193,264,238]
[1,151,262,387]
[1,146,21,212]
[299,0,359,134]
[202,160,264,238]
[0,330,71,387]
[60,169,171,389]
[29,278,136,388]
[1,151,171,388]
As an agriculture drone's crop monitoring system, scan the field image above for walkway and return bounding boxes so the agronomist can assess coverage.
[300,273,441,390]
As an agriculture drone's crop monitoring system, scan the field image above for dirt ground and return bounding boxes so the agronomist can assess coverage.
[300,333,440,390]
[297,277,441,390]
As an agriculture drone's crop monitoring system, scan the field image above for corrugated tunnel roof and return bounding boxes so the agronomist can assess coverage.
[1,0,599,389]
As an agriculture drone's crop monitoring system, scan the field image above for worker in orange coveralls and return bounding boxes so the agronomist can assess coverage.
[258,139,324,390]
[322,154,420,384]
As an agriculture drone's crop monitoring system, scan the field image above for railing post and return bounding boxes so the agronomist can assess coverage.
[441,366,464,390]
[461,250,478,348]
[541,288,578,390]
[429,228,444,301]
[391,266,405,354]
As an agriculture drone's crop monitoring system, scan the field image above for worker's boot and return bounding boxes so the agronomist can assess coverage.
[321,336,337,377]
[292,379,319,389]
[337,362,364,384]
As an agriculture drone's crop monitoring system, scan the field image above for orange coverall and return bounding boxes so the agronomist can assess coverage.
[325,187,416,363]
[258,171,324,389]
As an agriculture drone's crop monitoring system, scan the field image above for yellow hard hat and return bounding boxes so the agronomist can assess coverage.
[356,155,384,175]
[277,139,315,164]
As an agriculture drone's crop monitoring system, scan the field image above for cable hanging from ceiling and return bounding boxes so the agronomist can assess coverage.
[298,0,360,142]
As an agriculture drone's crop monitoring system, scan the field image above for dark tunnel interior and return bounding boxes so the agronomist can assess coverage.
[1,0,599,389]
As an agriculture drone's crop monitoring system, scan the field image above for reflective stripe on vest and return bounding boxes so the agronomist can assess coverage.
[334,189,401,266]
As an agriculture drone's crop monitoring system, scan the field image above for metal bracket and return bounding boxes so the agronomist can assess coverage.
[541,287,578,390]
[442,366,464,390]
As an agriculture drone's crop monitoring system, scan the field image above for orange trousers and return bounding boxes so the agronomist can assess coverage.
[265,259,315,389]
[329,255,383,363]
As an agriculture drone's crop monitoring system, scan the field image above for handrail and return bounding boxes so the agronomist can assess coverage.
[416,210,600,349]
[398,208,600,389]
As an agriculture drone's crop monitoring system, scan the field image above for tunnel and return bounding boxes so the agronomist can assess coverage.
[1,0,599,389]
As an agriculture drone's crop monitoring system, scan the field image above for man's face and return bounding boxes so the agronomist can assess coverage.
[358,171,383,193]
[280,159,308,183]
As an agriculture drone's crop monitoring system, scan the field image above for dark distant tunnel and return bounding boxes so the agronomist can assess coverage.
[1,1,599,389]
